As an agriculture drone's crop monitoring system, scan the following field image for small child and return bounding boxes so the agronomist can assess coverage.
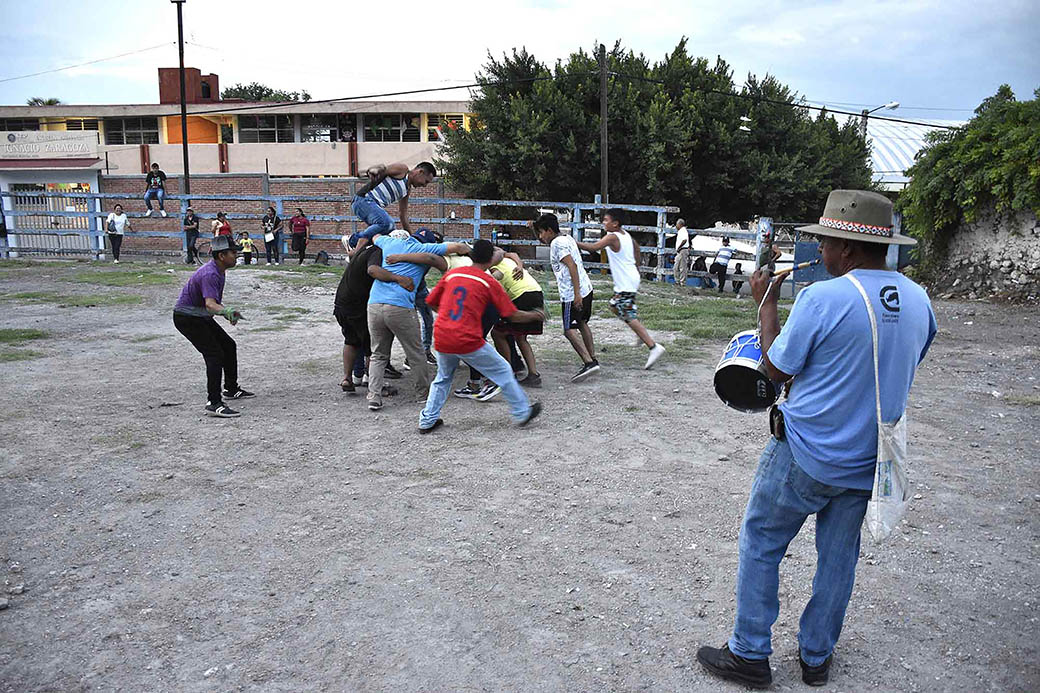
[731,262,744,295]
[239,232,255,265]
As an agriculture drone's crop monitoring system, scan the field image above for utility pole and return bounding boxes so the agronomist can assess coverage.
[599,43,608,205]
[173,0,191,195]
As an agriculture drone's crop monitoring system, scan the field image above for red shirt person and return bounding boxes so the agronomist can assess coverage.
[418,239,544,433]
[290,208,310,264]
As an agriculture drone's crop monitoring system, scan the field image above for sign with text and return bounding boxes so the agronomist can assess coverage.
[1,131,99,159]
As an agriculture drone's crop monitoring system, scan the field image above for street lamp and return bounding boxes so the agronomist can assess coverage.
[860,101,899,138]
[171,0,190,195]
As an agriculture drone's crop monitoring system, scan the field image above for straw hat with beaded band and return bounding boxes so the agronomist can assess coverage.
[797,190,917,246]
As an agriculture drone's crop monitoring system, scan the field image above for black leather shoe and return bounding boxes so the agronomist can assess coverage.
[800,654,832,686]
[696,644,772,689]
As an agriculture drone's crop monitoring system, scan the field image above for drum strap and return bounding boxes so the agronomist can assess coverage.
[844,274,882,426]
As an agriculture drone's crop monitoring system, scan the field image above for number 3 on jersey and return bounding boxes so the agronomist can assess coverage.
[447,286,468,321]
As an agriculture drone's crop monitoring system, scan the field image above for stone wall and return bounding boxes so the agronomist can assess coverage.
[934,209,1040,302]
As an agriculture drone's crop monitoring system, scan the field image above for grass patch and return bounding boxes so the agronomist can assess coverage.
[525,269,790,345]
[297,356,337,374]
[1006,394,1040,407]
[72,269,181,287]
[128,334,163,343]
[273,313,305,322]
[0,328,49,345]
[0,348,43,362]
[249,324,291,333]
[267,305,312,315]
[1,291,143,307]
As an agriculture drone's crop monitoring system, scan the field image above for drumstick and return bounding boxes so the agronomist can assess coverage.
[770,259,819,279]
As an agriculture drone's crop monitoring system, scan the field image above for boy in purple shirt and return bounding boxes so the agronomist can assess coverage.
[173,235,254,417]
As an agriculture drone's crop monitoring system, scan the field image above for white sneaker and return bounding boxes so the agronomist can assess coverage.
[644,344,666,370]
[113,259,119,264]
[160,210,168,217]
[266,262,271,266]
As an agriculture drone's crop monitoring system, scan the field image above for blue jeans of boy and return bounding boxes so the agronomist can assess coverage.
[144,188,165,211]
[728,437,870,667]
[415,285,433,351]
[420,343,531,429]
[351,195,393,238]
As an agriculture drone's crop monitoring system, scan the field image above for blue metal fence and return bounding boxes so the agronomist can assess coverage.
[0,190,685,279]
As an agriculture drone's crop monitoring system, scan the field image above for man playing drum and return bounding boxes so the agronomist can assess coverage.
[696,190,937,688]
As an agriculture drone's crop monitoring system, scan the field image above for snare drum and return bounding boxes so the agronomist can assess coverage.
[714,329,779,413]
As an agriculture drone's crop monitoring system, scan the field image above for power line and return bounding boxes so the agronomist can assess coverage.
[0,43,174,84]
[610,72,961,130]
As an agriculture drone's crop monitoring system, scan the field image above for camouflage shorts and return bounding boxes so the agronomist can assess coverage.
[609,291,638,322]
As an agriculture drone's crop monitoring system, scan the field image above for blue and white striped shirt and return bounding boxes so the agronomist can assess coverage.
[368,176,409,207]
[714,246,734,266]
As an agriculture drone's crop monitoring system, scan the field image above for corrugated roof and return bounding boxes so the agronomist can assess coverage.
[868,119,965,189]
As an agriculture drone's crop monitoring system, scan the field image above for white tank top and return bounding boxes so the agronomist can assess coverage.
[605,231,641,293]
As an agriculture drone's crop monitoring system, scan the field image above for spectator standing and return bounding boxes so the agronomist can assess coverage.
[673,218,691,288]
[212,212,231,237]
[261,207,282,265]
[238,232,255,264]
[105,204,131,264]
[290,208,310,264]
[183,207,201,264]
[143,163,167,217]
[710,237,734,293]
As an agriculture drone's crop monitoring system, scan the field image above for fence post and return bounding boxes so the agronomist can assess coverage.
[180,195,189,262]
[570,205,580,239]
[472,200,481,240]
[94,194,103,260]
[655,210,666,283]
[275,198,285,261]
[350,180,357,237]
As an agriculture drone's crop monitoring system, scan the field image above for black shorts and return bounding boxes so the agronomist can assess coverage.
[499,291,544,336]
[334,306,370,353]
[291,234,307,251]
[560,291,593,331]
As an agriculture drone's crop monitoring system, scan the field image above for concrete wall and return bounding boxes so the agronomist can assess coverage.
[98,142,440,177]
[936,209,1040,300]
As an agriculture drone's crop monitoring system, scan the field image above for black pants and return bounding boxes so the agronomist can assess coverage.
[108,233,123,260]
[185,231,199,263]
[265,234,280,263]
[173,313,238,404]
[709,262,727,292]
[292,234,306,264]
[243,252,252,264]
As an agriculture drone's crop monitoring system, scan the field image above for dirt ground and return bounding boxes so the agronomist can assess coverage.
[0,259,1038,692]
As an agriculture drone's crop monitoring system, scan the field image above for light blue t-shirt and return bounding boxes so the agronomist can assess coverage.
[367,236,448,309]
[769,270,937,490]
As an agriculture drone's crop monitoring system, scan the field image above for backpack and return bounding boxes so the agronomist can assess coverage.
[314,250,330,265]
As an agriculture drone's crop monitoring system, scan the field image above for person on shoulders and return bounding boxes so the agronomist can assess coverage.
[350,161,437,256]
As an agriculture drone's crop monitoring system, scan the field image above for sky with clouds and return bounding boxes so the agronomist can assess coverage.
[0,0,1036,122]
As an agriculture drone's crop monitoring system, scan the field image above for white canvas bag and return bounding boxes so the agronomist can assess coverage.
[845,273,911,543]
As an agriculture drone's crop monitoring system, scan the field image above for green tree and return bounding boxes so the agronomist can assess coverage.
[437,40,872,225]
[26,97,61,106]
[221,82,311,102]
[899,85,1040,273]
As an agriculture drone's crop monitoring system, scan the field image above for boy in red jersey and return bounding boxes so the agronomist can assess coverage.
[418,239,544,433]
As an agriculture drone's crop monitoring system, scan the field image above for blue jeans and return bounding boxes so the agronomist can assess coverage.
[144,188,165,210]
[351,195,393,238]
[415,285,433,351]
[420,343,531,428]
[728,437,869,667]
